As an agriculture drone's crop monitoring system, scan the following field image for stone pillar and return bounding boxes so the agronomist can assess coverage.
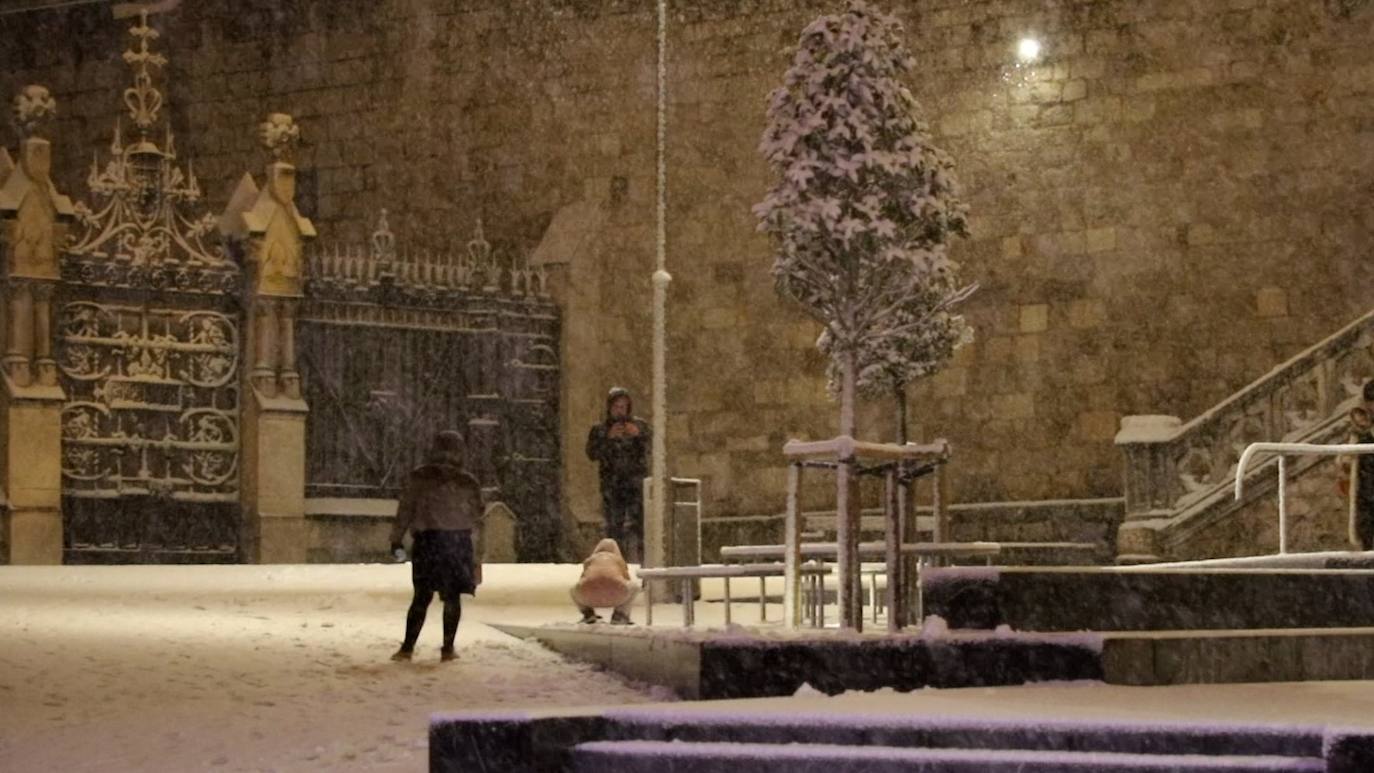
[221,114,316,564]
[277,298,300,400]
[241,386,308,563]
[251,298,277,397]
[0,86,70,564]
[1114,415,1182,564]
[2,377,65,564]
[31,281,56,387]
[4,281,34,386]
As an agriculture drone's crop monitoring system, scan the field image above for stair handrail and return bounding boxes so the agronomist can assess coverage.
[1234,441,1374,554]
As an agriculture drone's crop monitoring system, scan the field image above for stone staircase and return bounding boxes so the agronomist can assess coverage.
[1116,308,1374,563]
[432,706,1373,772]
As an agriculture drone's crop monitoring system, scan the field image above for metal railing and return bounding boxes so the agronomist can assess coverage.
[1234,441,1374,554]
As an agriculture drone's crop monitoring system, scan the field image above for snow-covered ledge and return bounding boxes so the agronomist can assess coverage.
[782,435,950,461]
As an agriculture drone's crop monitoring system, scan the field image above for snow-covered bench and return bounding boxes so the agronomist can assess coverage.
[718,540,1001,565]
[717,542,1002,625]
[636,562,832,627]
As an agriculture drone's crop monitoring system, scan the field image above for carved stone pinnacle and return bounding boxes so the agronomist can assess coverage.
[13,85,57,139]
[259,113,301,163]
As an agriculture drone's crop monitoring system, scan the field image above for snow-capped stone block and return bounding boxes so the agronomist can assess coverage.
[1114,415,1182,445]
[782,435,950,461]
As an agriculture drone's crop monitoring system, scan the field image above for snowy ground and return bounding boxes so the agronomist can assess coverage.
[4,564,1374,773]
[0,563,672,773]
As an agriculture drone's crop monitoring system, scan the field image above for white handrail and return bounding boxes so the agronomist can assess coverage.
[1234,441,1374,554]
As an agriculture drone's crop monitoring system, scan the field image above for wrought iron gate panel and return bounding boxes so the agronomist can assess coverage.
[56,296,243,563]
[57,301,240,500]
[299,215,562,561]
[53,14,244,563]
[297,321,474,497]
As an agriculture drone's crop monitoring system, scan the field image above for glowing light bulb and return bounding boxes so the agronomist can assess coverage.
[1017,38,1041,62]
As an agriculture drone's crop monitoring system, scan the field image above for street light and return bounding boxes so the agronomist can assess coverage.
[1017,38,1041,63]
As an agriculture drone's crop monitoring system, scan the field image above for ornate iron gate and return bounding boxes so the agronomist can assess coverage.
[25,12,565,564]
[56,15,243,563]
[299,215,563,560]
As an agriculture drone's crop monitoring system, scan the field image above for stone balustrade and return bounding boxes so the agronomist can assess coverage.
[1116,309,1374,562]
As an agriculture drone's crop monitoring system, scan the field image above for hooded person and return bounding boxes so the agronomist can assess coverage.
[1343,381,1374,550]
[570,538,639,624]
[585,387,652,562]
[389,430,485,662]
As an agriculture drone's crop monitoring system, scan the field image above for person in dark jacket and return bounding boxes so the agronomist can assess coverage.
[585,387,651,563]
[389,430,484,662]
[1343,383,1374,550]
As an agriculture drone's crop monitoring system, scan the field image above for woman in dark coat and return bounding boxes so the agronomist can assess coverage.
[389,430,484,662]
[1345,396,1374,550]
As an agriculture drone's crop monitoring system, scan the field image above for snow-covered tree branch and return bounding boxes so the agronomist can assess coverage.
[754,0,974,438]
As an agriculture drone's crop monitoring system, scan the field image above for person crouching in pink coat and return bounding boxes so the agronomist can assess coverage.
[571,538,639,625]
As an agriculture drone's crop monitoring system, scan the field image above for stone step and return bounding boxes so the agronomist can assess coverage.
[433,708,1374,772]
[1148,551,1374,570]
[603,711,1326,758]
[922,566,1374,631]
[1101,627,1374,685]
[570,740,1325,772]
[492,622,1374,698]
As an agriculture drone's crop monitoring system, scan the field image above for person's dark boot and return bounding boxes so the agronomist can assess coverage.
[440,647,457,662]
[578,610,602,624]
[390,647,413,662]
[610,611,633,626]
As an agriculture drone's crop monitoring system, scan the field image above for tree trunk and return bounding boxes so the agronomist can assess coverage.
[836,348,861,629]
[840,349,856,438]
[895,383,908,445]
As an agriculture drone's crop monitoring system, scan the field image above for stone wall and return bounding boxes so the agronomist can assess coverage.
[2,0,1373,538]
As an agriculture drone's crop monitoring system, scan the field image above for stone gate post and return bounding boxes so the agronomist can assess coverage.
[0,86,72,564]
[1114,415,1182,564]
[221,114,315,563]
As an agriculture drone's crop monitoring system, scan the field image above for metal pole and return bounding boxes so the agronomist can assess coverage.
[885,466,901,633]
[723,576,732,626]
[932,462,946,544]
[836,454,860,631]
[783,461,802,628]
[759,576,767,622]
[647,0,672,576]
[1277,455,1287,555]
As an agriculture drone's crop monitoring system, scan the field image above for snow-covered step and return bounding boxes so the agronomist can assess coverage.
[1146,551,1374,570]
[431,707,1374,772]
[1101,627,1374,685]
[605,711,1325,759]
[922,566,1374,631]
[569,740,1324,772]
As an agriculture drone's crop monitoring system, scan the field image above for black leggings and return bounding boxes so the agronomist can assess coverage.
[601,482,644,561]
[401,589,462,652]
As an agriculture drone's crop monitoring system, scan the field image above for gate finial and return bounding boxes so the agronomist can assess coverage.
[371,209,396,263]
[121,10,167,136]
